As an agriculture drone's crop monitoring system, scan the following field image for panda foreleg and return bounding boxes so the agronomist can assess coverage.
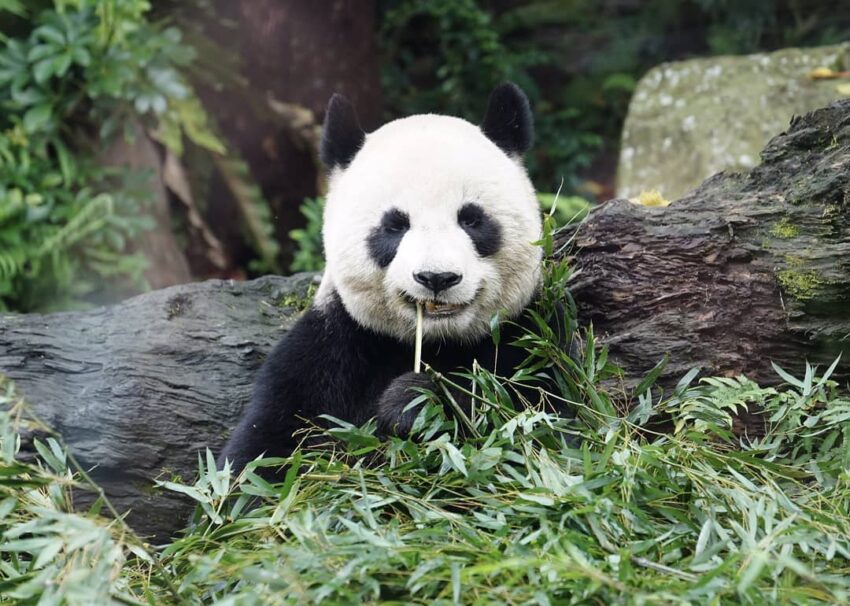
[217,400,302,475]
[218,309,333,474]
[375,371,476,438]
[375,371,436,437]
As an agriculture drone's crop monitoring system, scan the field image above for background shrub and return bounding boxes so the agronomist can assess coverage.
[0,0,222,311]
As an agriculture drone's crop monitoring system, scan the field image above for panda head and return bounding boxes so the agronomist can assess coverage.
[316,83,542,343]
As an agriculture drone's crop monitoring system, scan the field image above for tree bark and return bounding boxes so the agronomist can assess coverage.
[1,274,315,540]
[1,100,848,540]
[97,122,194,295]
[560,98,850,393]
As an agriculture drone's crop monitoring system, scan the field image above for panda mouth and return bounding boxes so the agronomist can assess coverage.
[403,295,469,317]
[423,300,467,316]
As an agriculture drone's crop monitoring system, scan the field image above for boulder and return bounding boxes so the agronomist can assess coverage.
[617,43,849,200]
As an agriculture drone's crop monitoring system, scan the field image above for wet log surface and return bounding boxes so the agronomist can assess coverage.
[1,100,849,539]
[560,98,850,391]
[0,274,314,540]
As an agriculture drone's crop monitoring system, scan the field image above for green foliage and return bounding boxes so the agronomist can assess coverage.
[379,0,538,118]
[1,260,849,601]
[537,191,591,225]
[692,0,850,55]
[213,153,281,275]
[0,0,223,311]
[379,0,602,192]
[0,376,174,604]
[289,196,325,273]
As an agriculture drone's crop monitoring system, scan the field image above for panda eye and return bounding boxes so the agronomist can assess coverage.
[382,208,410,234]
[458,204,483,229]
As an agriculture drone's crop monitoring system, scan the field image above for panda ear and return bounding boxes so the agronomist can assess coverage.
[480,82,533,156]
[320,94,365,169]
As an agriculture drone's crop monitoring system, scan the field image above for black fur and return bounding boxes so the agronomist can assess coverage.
[458,203,502,257]
[367,208,409,268]
[480,82,534,156]
[375,371,436,437]
[320,94,365,169]
[219,293,569,472]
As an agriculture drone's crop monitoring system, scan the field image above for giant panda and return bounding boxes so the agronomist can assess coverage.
[220,83,568,472]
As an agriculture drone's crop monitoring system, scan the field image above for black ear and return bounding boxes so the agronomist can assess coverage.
[320,94,365,169]
[480,82,533,156]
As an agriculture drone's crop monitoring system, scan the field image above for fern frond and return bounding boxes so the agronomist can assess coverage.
[0,248,26,282]
[37,194,113,257]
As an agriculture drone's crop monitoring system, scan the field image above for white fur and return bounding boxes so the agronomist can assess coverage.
[316,114,542,343]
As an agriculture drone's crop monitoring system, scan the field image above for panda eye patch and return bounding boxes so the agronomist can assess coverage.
[458,202,502,257]
[382,208,410,233]
[458,204,483,228]
[368,207,409,268]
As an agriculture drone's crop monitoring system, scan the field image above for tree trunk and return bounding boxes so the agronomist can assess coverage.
[99,123,194,293]
[1,100,848,540]
[560,98,850,392]
[188,0,385,270]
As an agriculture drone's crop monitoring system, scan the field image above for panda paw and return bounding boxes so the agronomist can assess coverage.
[376,372,436,438]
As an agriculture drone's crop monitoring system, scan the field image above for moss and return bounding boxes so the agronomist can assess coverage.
[783,254,804,268]
[769,217,800,239]
[778,254,826,301]
[777,267,824,300]
[822,204,842,221]
[165,294,191,320]
[276,282,317,312]
[630,189,671,207]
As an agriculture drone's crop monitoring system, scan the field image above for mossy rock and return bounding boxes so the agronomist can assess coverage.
[617,43,850,201]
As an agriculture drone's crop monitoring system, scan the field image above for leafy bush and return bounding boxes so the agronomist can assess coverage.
[0,0,223,312]
[378,0,602,193]
[537,192,591,225]
[289,197,325,273]
[0,253,848,602]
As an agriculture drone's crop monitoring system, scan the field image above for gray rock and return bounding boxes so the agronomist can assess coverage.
[617,43,850,200]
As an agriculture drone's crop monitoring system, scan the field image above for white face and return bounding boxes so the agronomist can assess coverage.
[317,114,543,343]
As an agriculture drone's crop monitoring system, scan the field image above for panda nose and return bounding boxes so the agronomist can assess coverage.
[413,271,462,295]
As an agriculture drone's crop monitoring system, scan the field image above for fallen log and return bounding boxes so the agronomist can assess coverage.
[0,274,315,539]
[562,98,850,391]
[1,99,848,539]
